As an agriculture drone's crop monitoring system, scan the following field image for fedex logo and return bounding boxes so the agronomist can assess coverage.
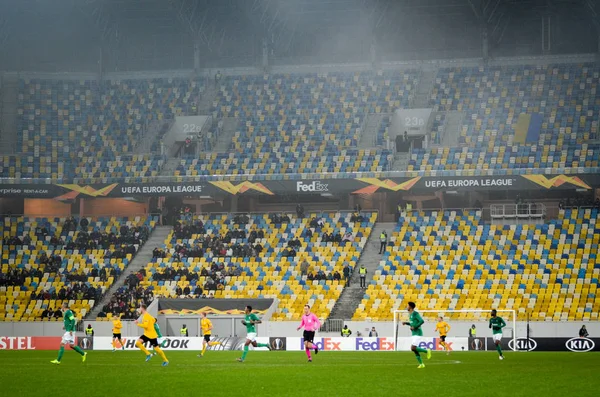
[418,338,453,351]
[356,337,395,351]
[300,338,341,351]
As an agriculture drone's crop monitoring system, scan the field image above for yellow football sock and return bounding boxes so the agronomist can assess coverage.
[201,345,207,356]
[154,346,168,362]
[136,341,150,355]
[209,341,221,346]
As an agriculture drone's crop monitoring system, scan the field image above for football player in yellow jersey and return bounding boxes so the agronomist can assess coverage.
[134,304,169,366]
[112,314,125,352]
[435,316,451,355]
[198,312,222,357]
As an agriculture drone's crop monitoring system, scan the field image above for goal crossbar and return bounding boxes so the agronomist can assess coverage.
[393,309,517,352]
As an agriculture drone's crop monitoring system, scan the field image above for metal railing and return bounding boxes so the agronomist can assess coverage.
[490,203,546,219]
[319,318,344,333]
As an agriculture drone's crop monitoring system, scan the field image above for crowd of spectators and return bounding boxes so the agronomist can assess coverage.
[559,197,600,210]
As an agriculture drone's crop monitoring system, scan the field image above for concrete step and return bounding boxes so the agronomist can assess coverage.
[328,222,396,320]
[87,226,173,319]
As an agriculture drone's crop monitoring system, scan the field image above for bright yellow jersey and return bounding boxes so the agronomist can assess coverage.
[112,319,122,334]
[201,318,213,335]
[138,312,158,339]
[435,321,450,336]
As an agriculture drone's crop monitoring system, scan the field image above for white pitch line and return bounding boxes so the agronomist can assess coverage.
[2,360,463,368]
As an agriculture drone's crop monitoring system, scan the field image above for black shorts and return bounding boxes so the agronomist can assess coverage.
[140,335,159,347]
[303,330,315,343]
[112,333,122,339]
[204,335,211,343]
[440,335,446,342]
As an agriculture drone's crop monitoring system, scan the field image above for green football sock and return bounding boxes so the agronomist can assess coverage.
[241,345,249,360]
[496,344,503,356]
[57,346,65,361]
[415,347,428,354]
[256,343,269,348]
[415,353,423,364]
[73,346,85,356]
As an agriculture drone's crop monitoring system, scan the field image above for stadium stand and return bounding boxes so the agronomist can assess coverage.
[4,78,204,180]
[5,64,600,180]
[353,208,600,322]
[176,71,420,176]
[0,215,157,321]
[409,64,600,173]
[98,211,376,320]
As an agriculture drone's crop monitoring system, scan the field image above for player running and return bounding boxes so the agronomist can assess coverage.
[402,301,431,369]
[198,312,222,357]
[134,304,169,366]
[489,309,506,360]
[297,304,320,362]
[50,302,87,364]
[112,314,125,352]
[237,306,271,363]
[152,318,168,356]
[435,316,451,355]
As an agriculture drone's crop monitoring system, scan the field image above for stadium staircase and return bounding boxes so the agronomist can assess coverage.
[214,116,239,152]
[160,157,180,177]
[327,222,397,320]
[0,73,18,154]
[412,68,437,108]
[86,226,172,319]
[359,113,386,149]
[134,120,168,155]
[441,111,463,147]
[197,83,217,115]
[392,152,409,171]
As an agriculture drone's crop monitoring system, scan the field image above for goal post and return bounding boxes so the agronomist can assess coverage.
[393,309,517,352]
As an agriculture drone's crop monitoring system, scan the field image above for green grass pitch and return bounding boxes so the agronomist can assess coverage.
[1,351,598,396]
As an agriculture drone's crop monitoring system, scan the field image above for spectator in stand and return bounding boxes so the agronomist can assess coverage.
[343,263,351,286]
[300,260,310,276]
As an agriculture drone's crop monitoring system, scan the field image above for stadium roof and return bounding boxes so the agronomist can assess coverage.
[0,0,598,72]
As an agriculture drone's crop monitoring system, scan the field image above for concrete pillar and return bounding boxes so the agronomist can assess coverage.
[230,196,239,213]
[262,38,269,72]
[193,42,201,74]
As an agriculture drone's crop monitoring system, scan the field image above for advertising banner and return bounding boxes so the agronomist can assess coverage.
[0,336,64,350]
[468,337,600,352]
[0,174,597,198]
[396,337,469,352]
[93,336,272,351]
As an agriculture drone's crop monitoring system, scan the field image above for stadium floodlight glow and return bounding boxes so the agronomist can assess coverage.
[393,309,517,352]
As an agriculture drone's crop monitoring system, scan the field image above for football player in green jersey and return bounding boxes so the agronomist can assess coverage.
[489,309,506,360]
[402,302,431,368]
[237,306,271,362]
[50,303,87,364]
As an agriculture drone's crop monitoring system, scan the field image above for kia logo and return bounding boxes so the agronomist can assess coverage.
[508,337,537,351]
[565,337,595,352]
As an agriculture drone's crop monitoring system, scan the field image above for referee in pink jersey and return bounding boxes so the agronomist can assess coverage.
[297,304,321,362]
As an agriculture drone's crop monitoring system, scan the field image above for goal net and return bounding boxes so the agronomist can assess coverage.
[393,309,517,352]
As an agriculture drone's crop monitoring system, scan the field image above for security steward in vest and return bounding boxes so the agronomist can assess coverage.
[180,324,189,337]
[85,324,94,337]
[469,324,477,337]
[359,265,367,289]
[379,230,388,254]
[341,325,352,337]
